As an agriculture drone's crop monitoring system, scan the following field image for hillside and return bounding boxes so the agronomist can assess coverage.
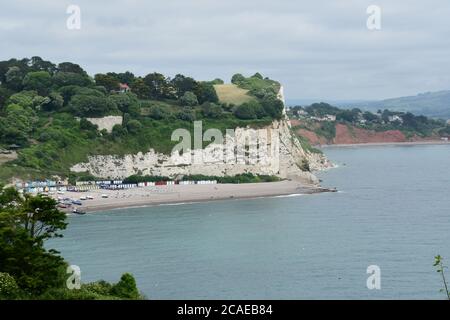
[289,102,450,145]
[0,58,317,184]
[344,90,450,119]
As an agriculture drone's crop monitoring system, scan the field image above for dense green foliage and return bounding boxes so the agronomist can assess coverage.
[231,72,280,98]
[231,73,284,120]
[0,186,143,300]
[0,57,283,183]
[123,173,281,184]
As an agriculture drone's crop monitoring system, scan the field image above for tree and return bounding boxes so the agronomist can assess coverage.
[234,103,257,120]
[147,105,170,120]
[170,74,198,98]
[252,72,263,79]
[261,94,284,119]
[69,94,118,117]
[130,78,150,99]
[177,110,196,121]
[0,189,68,295]
[210,78,224,85]
[362,111,379,122]
[201,102,222,118]
[231,73,245,85]
[0,185,143,300]
[58,85,104,105]
[19,195,68,242]
[57,62,87,75]
[0,272,19,299]
[52,72,92,88]
[22,71,52,96]
[336,109,360,123]
[115,71,135,84]
[234,101,265,119]
[79,118,98,131]
[41,91,64,111]
[5,66,24,91]
[126,119,142,134]
[179,91,198,106]
[109,93,139,115]
[0,87,13,109]
[6,91,35,109]
[110,273,140,299]
[195,82,218,104]
[111,124,127,139]
[305,102,340,117]
[29,56,56,74]
[143,72,170,99]
[94,73,120,92]
[0,103,37,146]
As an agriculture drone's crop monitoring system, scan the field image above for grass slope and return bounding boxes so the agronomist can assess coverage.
[213,84,256,105]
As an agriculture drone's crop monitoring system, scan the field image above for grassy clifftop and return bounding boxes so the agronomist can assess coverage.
[213,84,256,105]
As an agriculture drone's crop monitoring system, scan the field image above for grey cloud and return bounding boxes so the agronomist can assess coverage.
[0,0,449,100]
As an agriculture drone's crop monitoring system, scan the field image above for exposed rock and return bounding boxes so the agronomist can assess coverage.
[71,87,332,185]
[86,116,123,133]
[71,119,331,185]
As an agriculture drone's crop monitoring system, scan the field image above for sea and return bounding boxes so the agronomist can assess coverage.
[48,144,450,299]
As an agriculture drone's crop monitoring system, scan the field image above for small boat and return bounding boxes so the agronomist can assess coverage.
[72,208,86,215]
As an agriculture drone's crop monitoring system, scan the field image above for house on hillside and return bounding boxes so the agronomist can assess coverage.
[118,83,130,93]
[311,114,336,122]
[388,115,403,123]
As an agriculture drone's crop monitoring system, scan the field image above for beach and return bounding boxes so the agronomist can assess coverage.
[55,180,333,213]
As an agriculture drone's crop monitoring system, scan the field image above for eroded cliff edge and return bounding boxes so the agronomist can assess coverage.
[71,118,333,185]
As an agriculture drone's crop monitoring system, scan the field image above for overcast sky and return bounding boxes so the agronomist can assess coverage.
[1,0,450,100]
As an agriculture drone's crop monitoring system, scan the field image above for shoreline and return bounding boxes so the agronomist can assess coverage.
[57,180,335,214]
[318,140,450,148]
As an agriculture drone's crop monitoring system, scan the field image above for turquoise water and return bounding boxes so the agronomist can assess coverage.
[49,144,450,299]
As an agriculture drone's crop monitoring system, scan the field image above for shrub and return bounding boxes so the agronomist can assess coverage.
[234,101,265,120]
[201,102,222,118]
[177,110,196,121]
[179,91,198,106]
[110,273,141,299]
[234,103,256,120]
[126,119,142,134]
[0,272,20,299]
[148,105,170,120]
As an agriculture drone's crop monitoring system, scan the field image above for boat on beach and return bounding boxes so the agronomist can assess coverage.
[72,208,86,215]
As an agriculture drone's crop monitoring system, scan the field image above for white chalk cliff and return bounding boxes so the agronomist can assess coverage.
[71,87,332,185]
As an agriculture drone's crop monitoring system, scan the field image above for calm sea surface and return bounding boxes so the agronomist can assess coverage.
[49,144,450,299]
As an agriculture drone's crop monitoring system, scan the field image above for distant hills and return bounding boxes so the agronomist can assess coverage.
[288,90,450,120]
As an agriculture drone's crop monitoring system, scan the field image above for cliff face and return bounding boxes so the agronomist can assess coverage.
[71,119,331,185]
[292,120,441,145]
[71,87,332,185]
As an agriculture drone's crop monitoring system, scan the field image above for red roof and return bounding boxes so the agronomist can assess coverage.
[119,83,130,89]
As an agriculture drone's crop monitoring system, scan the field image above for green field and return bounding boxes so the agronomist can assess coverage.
[213,84,256,105]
